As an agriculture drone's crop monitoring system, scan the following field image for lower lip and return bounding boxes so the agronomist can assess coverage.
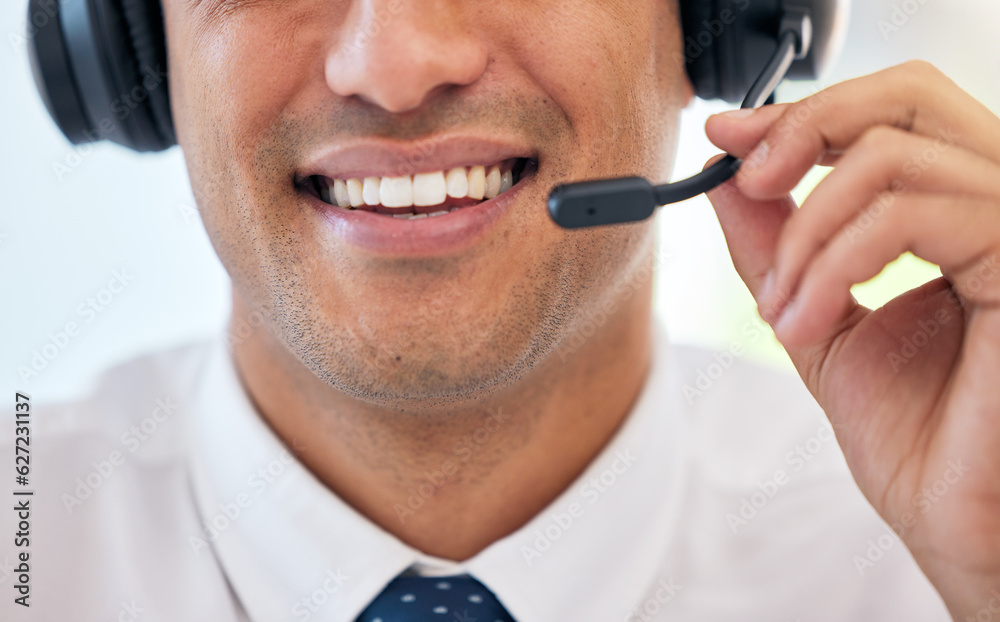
[307,174,531,256]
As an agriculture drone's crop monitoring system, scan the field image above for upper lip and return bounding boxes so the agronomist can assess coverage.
[299,134,537,181]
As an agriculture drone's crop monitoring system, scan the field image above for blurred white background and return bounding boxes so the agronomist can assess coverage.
[1,1,998,401]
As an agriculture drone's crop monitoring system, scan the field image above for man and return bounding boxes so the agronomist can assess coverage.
[5,0,1000,620]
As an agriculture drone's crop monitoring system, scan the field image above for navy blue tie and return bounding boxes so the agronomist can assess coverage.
[355,574,516,621]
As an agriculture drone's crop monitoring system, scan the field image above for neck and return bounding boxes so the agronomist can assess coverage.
[230,281,653,561]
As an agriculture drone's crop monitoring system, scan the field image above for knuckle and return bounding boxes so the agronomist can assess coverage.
[780,219,825,273]
[841,190,901,250]
[894,60,951,107]
[953,251,1000,302]
[900,59,944,80]
[853,126,905,161]
[869,191,902,231]
[773,95,830,143]
[806,247,843,290]
[817,249,843,277]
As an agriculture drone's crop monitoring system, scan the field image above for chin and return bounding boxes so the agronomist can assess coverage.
[285,314,558,409]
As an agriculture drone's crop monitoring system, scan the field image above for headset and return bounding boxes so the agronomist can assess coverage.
[27,0,848,225]
[551,0,849,228]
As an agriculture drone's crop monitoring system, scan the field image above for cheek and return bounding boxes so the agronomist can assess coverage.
[498,3,681,179]
[168,3,327,165]
[165,4,332,280]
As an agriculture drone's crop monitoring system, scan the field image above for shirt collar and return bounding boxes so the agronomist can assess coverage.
[187,320,687,621]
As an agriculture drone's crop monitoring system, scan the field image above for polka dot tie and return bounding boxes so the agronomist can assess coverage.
[355,574,516,622]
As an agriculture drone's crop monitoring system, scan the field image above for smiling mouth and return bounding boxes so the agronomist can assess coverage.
[301,157,536,219]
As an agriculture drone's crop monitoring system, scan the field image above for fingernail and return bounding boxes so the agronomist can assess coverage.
[738,140,769,180]
[772,298,799,338]
[747,140,769,167]
[718,108,757,120]
[759,270,774,307]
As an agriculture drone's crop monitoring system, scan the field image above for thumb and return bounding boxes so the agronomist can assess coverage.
[703,155,797,323]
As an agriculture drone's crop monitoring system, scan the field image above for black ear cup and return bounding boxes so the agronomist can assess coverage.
[117,0,174,148]
[681,0,778,102]
[28,0,173,152]
[678,0,717,99]
[681,0,846,103]
[27,0,90,146]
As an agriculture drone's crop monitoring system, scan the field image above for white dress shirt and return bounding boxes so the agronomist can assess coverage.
[0,320,951,621]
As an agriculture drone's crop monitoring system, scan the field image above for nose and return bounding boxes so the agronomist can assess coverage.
[326,0,489,113]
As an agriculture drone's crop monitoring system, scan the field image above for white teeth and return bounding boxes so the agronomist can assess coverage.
[445,167,469,198]
[484,165,501,199]
[347,178,365,207]
[362,177,381,205]
[380,176,413,208]
[320,161,521,210]
[499,169,513,194]
[467,165,486,200]
[333,179,350,208]
[389,210,447,220]
[413,171,447,206]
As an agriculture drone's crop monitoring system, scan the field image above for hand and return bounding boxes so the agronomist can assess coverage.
[704,60,1000,620]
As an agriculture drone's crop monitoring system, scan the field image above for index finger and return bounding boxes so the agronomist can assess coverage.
[705,60,1000,200]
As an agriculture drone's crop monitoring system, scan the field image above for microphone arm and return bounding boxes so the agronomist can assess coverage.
[548,10,813,229]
